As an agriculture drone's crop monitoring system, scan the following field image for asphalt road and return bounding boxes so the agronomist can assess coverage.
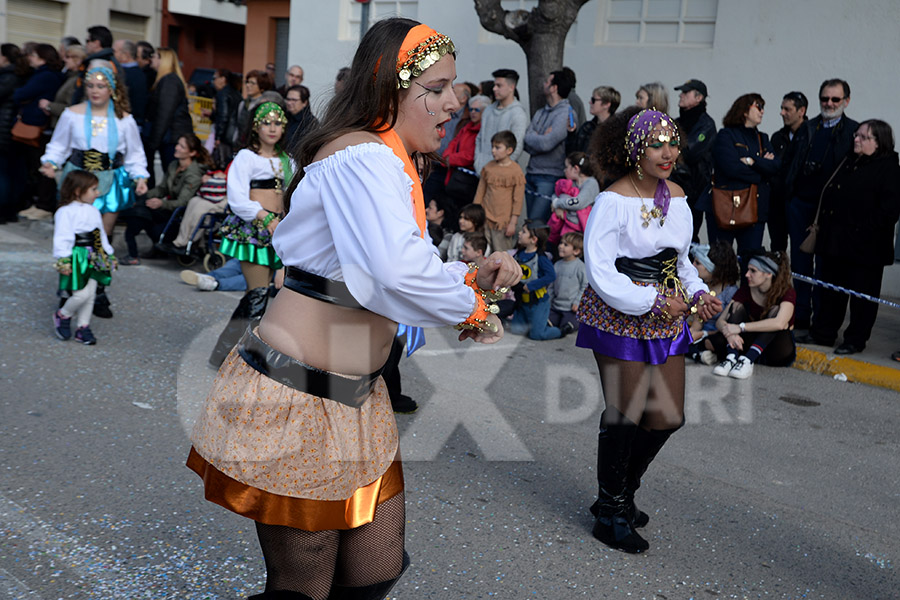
[0,221,896,599]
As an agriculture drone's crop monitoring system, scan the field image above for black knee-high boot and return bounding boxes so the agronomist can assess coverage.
[209,286,271,368]
[327,551,410,600]
[591,409,649,553]
[624,422,682,527]
[93,284,113,318]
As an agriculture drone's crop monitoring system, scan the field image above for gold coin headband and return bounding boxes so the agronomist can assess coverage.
[625,109,680,166]
[253,102,287,128]
[394,24,455,89]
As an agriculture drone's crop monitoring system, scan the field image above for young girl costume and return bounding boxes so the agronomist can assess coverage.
[53,202,116,343]
[575,110,711,553]
[218,103,294,270]
[188,24,500,598]
[41,65,149,214]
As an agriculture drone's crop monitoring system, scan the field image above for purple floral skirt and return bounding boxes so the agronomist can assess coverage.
[575,285,691,364]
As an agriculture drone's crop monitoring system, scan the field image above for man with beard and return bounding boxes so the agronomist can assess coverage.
[768,91,809,251]
[671,79,716,240]
[785,79,857,332]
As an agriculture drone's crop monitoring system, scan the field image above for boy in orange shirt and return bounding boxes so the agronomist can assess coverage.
[474,130,525,252]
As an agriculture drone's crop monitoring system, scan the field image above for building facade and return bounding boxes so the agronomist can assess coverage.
[287,0,900,135]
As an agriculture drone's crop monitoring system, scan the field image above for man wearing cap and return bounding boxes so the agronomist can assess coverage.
[671,79,716,241]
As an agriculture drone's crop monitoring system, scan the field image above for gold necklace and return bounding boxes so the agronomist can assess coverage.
[630,175,664,228]
[267,156,283,192]
[91,116,107,137]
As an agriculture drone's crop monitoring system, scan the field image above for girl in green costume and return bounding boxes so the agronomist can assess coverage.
[52,171,117,345]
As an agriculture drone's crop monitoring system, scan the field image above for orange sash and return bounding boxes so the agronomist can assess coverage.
[376,128,426,238]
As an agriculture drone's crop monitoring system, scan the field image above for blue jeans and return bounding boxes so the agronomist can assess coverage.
[705,217,765,271]
[525,173,557,222]
[508,297,560,340]
[210,258,247,291]
[786,198,819,328]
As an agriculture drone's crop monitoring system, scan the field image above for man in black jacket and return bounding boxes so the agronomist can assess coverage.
[784,79,858,331]
[769,91,808,252]
[671,79,716,241]
[112,39,148,126]
[70,25,121,105]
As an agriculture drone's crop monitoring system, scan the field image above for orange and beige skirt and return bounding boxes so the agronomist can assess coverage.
[187,332,402,531]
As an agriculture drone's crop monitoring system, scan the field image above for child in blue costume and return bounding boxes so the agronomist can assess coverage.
[52,171,117,345]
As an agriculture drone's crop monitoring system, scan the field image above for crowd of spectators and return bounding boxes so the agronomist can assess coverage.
[2,26,898,363]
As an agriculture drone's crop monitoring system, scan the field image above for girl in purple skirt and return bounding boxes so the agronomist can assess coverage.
[576,107,722,553]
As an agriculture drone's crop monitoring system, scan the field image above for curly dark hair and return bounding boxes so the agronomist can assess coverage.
[761,250,792,314]
[722,93,764,128]
[707,240,739,288]
[590,106,684,182]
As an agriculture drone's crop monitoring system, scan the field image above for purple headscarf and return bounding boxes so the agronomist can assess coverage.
[625,109,680,220]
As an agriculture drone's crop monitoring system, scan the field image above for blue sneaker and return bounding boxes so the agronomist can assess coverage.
[74,325,97,345]
[54,310,72,340]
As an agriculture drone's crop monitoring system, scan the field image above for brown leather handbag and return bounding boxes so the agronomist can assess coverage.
[11,118,42,147]
[712,183,758,229]
[711,132,762,230]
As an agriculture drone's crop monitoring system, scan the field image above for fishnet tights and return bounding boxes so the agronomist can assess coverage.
[255,492,406,600]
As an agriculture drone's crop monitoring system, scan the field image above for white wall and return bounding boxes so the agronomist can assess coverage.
[289,0,900,136]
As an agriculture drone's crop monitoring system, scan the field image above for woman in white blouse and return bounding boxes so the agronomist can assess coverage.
[40,60,149,319]
[576,106,721,554]
[187,18,519,600]
[40,60,149,236]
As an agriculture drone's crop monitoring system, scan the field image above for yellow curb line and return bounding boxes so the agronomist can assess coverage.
[792,347,900,392]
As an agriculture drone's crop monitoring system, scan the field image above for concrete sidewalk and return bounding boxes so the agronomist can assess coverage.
[792,262,900,393]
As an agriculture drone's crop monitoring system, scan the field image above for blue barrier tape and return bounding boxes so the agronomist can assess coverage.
[454,166,557,202]
[792,272,900,310]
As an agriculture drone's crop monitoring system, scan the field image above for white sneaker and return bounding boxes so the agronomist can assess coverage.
[180,270,199,286]
[728,356,754,379]
[713,356,736,377]
[196,274,219,291]
[699,350,718,365]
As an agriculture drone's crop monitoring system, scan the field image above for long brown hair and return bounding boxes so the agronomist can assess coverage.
[59,170,99,207]
[723,93,765,128]
[762,250,792,314]
[180,132,215,168]
[284,17,421,212]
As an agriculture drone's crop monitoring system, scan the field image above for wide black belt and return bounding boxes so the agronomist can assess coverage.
[283,266,365,310]
[69,149,124,171]
[615,248,678,284]
[236,327,383,409]
[74,229,103,248]
[249,178,283,190]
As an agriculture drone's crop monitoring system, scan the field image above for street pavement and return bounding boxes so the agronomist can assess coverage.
[1,220,897,599]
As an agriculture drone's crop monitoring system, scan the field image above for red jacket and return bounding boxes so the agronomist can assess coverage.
[442,120,480,183]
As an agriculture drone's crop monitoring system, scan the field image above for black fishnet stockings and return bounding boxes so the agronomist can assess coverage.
[255,492,406,599]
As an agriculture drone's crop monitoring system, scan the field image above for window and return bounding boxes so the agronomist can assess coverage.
[340,0,418,41]
[110,11,148,44]
[5,0,65,46]
[605,0,717,46]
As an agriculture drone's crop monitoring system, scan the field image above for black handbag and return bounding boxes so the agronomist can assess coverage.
[444,167,479,205]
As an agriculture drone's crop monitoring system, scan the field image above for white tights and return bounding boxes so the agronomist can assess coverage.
[60,279,98,328]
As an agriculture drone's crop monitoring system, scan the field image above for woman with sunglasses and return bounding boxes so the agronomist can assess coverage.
[703,93,780,264]
[441,94,491,225]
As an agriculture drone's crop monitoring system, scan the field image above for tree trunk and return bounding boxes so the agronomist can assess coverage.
[474,0,590,116]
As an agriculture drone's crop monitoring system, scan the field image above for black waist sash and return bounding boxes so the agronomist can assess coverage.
[283,266,365,310]
[250,178,283,190]
[236,327,382,409]
[74,229,103,249]
[615,248,678,284]
[69,149,124,171]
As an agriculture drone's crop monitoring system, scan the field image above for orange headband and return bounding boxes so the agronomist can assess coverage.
[393,24,455,88]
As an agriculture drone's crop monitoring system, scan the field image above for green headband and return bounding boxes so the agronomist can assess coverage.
[253,102,287,128]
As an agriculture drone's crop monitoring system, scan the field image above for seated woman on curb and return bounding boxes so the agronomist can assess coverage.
[703,250,796,379]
